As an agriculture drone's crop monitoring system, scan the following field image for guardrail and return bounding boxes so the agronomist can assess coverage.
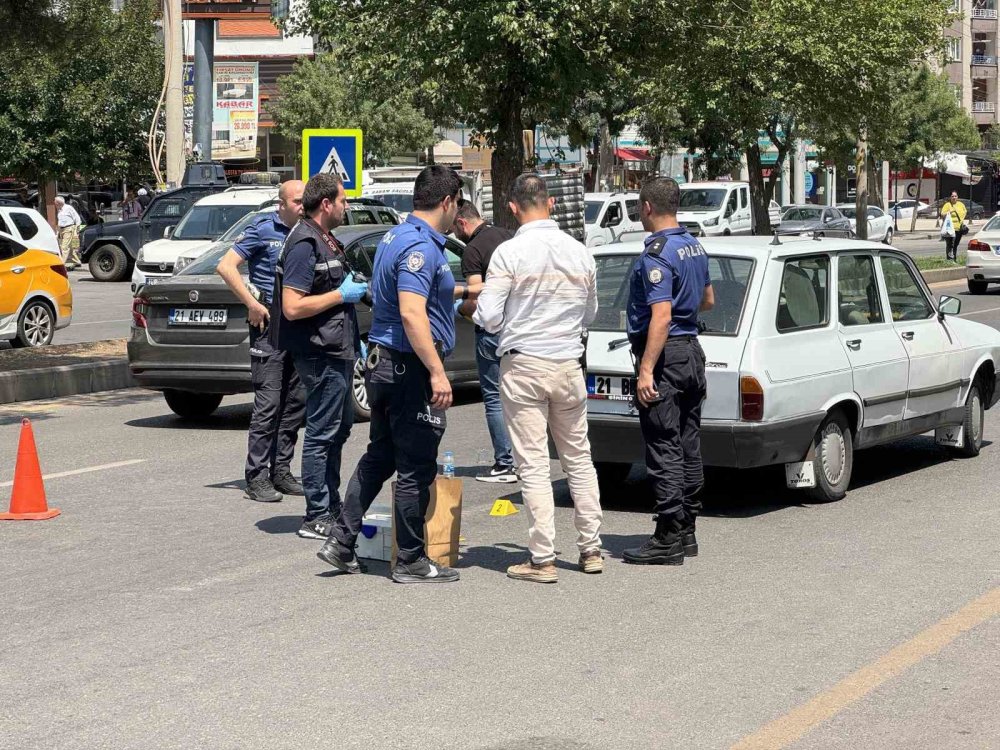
[973,8,999,19]
[973,101,997,112]
[972,54,998,65]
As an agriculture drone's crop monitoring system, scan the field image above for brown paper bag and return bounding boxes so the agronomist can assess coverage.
[390,476,463,567]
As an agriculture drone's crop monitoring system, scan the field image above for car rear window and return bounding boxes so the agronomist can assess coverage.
[590,254,753,335]
[10,212,39,240]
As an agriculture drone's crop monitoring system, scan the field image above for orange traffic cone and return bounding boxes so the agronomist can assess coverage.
[0,419,59,521]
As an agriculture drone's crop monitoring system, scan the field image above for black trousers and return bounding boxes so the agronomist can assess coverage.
[633,336,707,519]
[945,226,968,260]
[245,325,306,482]
[334,348,446,564]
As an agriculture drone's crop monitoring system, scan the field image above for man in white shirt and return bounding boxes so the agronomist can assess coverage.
[54,196,82,270]
[473,173,603,583]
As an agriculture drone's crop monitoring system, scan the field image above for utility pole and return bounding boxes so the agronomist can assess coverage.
[193,19,215,162]
[164,0,185,187]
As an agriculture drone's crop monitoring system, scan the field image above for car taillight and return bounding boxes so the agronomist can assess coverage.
[132,297,149,329]
[740,375,764,421]
[50,264,68,278]
[968,239,991,254]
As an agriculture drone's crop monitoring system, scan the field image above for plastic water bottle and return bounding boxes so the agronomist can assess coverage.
[442,451,455,478]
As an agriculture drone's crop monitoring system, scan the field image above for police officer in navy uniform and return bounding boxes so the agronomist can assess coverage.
[216,179,307,503]
[273,173,370,540]
[318,165,469,583]
[623,177,715,566]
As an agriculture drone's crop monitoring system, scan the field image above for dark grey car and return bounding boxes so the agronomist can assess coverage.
[127,225,479,419]
[778,205,854,236]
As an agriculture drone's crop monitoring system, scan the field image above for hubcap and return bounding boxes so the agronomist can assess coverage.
[972,393,983,445]
[353,359,369,412]
[820,424,846,484]
[98,253,113,272]
[23,305,52,346]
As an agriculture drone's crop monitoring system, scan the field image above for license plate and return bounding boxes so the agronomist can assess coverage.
[587,374,636,401]
[168,308,228,326]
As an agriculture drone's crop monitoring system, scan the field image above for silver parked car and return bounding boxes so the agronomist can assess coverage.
[128,225,479,419]
[778,205,854,237]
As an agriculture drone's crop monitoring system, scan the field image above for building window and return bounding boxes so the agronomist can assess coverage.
[948,37,962,63]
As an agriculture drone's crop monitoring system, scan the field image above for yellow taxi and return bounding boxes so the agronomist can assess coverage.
[0,236,72,347]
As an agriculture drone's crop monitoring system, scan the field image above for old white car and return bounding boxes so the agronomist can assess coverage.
[584,236,1000,501]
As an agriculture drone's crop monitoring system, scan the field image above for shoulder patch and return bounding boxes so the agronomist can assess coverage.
[648,267,663,284]
[235,232,246,243]
[406,251,425,272]
[647,237,667,257]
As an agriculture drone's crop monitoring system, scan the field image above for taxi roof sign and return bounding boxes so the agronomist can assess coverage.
[302,129,364,198]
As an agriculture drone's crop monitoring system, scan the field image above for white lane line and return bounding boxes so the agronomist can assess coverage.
[962,305,1000,317]
[0,459,145,488]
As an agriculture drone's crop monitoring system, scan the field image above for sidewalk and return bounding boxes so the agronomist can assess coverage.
[892,216,982,242]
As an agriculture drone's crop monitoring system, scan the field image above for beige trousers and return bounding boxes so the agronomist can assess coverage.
[58,226,80,266]
[499,353,603,563]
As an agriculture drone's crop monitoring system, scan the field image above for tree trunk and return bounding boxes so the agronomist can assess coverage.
[597,117,613,192]
[910,160,924,233]
[855,128,869,240]
[39,179,58,229]
[869,156,884,208]
[490,94,525,231]
[426,143,435,165]
[746,143,772,235]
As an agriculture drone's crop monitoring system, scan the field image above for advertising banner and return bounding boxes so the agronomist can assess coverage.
[183,62,259,160]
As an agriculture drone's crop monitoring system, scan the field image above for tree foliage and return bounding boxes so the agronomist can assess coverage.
[0,0,162,183]
[272,54,436,168]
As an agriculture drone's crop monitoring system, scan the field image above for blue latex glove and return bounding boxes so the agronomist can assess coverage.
[339,272,368,304]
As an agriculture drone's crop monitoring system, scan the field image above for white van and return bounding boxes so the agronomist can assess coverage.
[678,181,753,237]
[584,192,646,247]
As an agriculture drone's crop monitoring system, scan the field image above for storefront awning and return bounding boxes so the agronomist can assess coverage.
[615,146,651,162]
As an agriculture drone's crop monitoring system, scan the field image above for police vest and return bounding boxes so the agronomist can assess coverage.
[270,218,359,358]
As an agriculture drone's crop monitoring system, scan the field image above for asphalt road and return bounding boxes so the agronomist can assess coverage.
[2,289,1000,749]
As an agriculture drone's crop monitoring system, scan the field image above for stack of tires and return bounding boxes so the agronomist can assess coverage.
[541,170,586,242]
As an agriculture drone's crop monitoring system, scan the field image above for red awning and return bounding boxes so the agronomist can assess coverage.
[615,147,652,162]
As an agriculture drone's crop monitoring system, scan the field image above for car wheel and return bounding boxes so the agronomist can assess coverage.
[163,390,223,419]
[951,381,984,458]
[974,212,984,221]
[883,228,893,245]
[351,357,371,422]
[11,300,54,348]
[807,410,853,503]
[595,462,631,488]
[89,244,129,282]
[968,280,989,295]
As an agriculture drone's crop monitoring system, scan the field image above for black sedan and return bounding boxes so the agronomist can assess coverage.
[127,225,479,420]
[777,205,854,237]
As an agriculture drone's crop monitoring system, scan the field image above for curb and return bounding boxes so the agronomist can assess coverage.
[0,359,135,405]
[921,267,967,285]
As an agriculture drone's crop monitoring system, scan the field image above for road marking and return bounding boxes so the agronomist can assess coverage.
[961,305,1000,317]
[731,585,1000,750]
[0,459,145,488]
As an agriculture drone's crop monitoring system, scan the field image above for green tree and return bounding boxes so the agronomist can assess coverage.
[289,0,650,227]
[0,1,162,189]
[272,54,437,168]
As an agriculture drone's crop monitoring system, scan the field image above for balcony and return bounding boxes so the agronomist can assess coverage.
[973,54,998,65]
[973,7,999,20]
[973,101,996,112]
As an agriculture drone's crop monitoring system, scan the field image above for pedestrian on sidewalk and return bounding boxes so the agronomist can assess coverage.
[473,173,603,584]
[942,191,968,262]
[275,173,369,540]
[623,177,714,567]
[216,180,307,504]
[136,187,152,210]
[453,200,517,484]
[121,189,143,221]
[54,196,82,270]
[318,165,466,583]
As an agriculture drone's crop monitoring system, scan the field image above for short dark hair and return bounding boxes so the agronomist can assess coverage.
[640,177,681,216]
[509,173,548,210]
[302,173,343,214]
[412,165,463,211]
[455,199,481,221]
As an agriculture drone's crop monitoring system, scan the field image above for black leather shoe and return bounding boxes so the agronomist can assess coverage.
[681,514,698,557]
[245,476,282,503]
[272,470,304,496]
[623,516,685,565]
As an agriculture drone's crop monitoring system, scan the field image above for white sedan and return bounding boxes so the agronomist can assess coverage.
[584,236,1000,501]
[837,204,894,243]
[966,214,1000,294]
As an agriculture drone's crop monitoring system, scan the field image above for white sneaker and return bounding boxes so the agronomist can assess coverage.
[475,464,518,483]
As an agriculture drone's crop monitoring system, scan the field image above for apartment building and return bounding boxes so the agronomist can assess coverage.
[945,0,998,134]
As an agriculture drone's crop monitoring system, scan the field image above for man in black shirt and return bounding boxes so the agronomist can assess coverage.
[454,201,517,483]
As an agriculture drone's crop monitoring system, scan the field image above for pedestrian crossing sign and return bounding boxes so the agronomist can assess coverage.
[301,129,364,197]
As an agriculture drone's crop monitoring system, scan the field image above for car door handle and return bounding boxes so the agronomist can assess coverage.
[846,339,861,350]
[901,331,914,341]
[11,266,26,274]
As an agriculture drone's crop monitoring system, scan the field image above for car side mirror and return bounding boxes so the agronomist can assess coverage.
[938,295,961,318]
[823,215,832,223]
[725,206,734,219]
[164,225,175,239]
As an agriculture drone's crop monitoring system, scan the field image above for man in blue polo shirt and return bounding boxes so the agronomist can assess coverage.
[623,177,715,566]
[216,180,306,504]
[318,165,469,583]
